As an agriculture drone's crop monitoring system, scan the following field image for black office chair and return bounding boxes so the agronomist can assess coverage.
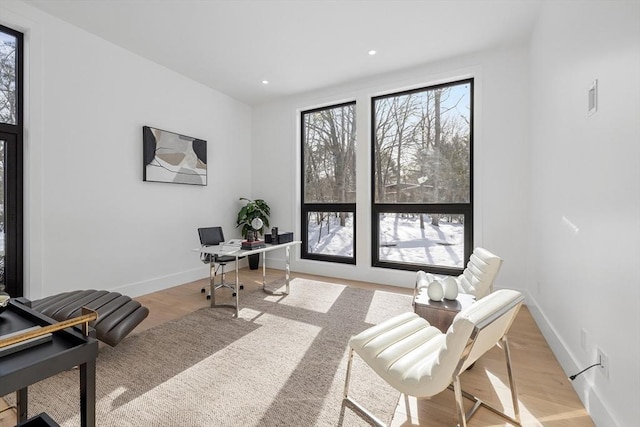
[198,227,244,300]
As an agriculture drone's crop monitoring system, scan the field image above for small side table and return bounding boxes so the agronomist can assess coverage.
[413,292,476,333]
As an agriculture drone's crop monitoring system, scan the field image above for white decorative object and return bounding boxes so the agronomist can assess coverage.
[442,277,459,300]
[251,217,264,231]
[427,280,444,301]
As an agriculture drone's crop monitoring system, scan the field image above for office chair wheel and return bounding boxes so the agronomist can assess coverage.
[239,285,244,290]
[206,295,211,300]
[201,288,205,293]
[232,292,237,297]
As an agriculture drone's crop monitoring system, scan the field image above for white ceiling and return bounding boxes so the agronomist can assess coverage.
[24,0,543,105]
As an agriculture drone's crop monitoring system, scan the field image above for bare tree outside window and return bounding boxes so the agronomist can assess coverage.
[372,80,473,273]
[0,32,17,125]
[301,102,356,263]
[303,104,356,204]
[374,85,470,204]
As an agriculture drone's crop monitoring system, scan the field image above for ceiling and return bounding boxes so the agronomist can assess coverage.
[24,0,543,106]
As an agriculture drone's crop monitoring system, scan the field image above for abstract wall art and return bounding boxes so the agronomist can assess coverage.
[143,126,207,185]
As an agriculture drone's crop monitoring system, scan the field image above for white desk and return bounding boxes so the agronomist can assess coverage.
[199,240,301,317]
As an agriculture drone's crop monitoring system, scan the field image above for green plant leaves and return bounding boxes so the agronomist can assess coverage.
[236,198,270,238]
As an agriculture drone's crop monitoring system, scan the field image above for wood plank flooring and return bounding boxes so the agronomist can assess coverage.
[1,268,593,426]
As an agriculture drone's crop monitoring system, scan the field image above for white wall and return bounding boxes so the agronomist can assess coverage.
[1,0,252,299]
[251,44,531,291]
[529,1,640,426]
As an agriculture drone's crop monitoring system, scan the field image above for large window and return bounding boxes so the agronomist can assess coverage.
[0,25,24,296]
[371,79,473,274]
[301,102,356,263]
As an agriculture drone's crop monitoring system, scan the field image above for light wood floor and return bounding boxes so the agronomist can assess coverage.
[1,268,594,426]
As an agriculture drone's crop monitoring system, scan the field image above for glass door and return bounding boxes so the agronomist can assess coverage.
[0,25,24,297]
[0,137,5,292]
[0,132,22,297]
[0,132,23,297]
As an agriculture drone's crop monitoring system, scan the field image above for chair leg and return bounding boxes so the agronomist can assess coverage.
[220,264,232,295]
[217,264,244,295]
[207,263,229,302]
[503,335,521,424]
[452,337,522,426]
[453,376,467,427]
[342,347,387,427]
[343,347,354,399]
[205,263,239,300]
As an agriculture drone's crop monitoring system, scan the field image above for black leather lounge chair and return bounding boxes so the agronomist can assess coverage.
[20,290,149,347]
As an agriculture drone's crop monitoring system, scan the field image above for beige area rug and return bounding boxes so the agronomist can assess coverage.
[6,278,413,426]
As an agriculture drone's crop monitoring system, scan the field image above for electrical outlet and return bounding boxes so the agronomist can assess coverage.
[581,329,588,352]
[597,347,609,379]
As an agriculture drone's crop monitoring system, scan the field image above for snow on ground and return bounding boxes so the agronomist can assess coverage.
[307,213,463,268]
[307,213,354,257]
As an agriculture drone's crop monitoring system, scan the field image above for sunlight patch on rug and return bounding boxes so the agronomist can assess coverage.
[94,313,323,425]
[4,278,413,426]
[263,278,348,314]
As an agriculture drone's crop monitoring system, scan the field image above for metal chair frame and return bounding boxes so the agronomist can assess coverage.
[198,227,244,303]
[203,254,244,305]
[343,295,523,427]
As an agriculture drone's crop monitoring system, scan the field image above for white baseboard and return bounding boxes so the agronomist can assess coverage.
[111,266,208,299]
[523,291,619,427]
[114,255,273,299]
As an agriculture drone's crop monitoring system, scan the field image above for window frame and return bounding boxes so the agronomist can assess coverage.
[300,101,356,265]
[370,78,474,275]
[0,24,24,296]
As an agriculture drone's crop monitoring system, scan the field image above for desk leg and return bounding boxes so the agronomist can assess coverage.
[261,251,268,292]
[209,255,241,316]
[285,245,291,294]
[234,258,240,318]
[210,260,216,308]
[16,387,27,423]
[80,359,96,427]
[262,245,291,296]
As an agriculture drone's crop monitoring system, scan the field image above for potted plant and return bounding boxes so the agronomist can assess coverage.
[236,198,270,269]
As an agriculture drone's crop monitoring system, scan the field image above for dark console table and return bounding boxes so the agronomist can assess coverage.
[0,299,98,426]
[413,292,476,333]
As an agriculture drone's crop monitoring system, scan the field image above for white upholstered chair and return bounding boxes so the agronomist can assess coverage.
[344,289,524,427]
[416,247,503,300]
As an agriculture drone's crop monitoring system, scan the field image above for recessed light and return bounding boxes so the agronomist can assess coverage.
[368,50,377,56]
[262,80,269,85]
